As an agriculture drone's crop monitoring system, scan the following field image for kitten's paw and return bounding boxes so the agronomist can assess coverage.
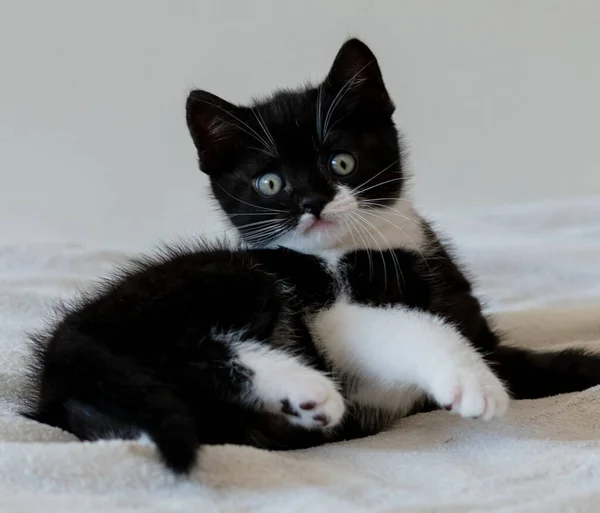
[431,362,509,421]
[257,367,346,430]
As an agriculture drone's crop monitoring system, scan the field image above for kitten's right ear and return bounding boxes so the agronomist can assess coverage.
[186,90,243,174]
[324,38,394,117]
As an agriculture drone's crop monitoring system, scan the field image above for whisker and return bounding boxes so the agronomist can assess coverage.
[347,213,377,283]
[213,183,286,213]
[323,78,364,139]
[330,231,350,252]
[243,222,292,247]
[212,119,271,151]
[238,218,284,231]
[357,196,412,204]
[352,212,393,290]
[251,107,277,154]
[240,217,288,233]
[316,84,324,140]
[248,146,276,158]
[359,202,428,229]
[348,160,400,196]
[322,60,373,139]
[356,210,407,288]
[192,99,275,156]
[353,176,404,196]
[361,207,432,276]
[241,222,286,236]
[340,216,358,252]
[228,212,281,217]
[324,113,349,138]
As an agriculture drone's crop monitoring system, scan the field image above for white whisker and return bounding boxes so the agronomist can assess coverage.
[193,99,275,156]
[316,85,324,140]
[361,207,432,276]
[238,218,284,230]
[251,107,278,155]
[322,60,373,139]
[359,201,428,229]
[353,176,403,196]
[348,160,400,196]
[340,216,358,252]
[243,222,293,246]
[228,211,281,217]
[353,212,396,290]
[248,146,277,158]
[358,196,411,203]
[357,210,410,287]
[344,213,373,281]
[214,183,286,213]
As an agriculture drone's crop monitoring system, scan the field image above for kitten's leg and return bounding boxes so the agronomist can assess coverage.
[311,300,510,420]
[233,342,346,430]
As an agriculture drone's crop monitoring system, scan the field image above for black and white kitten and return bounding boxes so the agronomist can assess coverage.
[24,39,600,474]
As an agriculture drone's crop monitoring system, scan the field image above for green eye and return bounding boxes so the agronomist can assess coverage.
[256,173,284,196]
[330,153,356,176]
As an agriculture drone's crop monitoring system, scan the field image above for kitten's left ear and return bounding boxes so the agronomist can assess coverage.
[324,38,394,116]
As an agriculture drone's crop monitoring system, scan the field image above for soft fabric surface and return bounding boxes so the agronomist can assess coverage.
[1,197,600,512]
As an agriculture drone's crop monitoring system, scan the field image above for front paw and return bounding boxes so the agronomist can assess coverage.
[256,367,346,430]
[430,362,509,420]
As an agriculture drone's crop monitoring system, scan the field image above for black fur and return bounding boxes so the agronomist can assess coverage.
[22,39,600,475]
[23,245,335,472]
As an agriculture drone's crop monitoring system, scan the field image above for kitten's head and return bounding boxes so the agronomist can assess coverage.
[186,39,405,251]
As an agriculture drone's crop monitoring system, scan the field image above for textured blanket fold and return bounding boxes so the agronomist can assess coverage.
[1,197,599,512]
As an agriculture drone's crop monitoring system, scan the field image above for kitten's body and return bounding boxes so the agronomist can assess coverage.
[23,39,600,474]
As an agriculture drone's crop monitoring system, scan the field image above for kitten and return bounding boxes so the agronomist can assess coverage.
[23,38,600,474]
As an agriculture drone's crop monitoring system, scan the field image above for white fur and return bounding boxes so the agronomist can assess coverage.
[321,185,358,218]
[235,343,346,429]
[310,299,509,421]
[135,433,154,446]
[315,249,345,272]
[339,199,425,254]
[277,185,426,255]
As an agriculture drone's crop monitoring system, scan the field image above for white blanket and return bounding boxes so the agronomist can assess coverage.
[2,197,600,512]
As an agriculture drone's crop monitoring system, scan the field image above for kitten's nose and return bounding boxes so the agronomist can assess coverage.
[300,197,327,217]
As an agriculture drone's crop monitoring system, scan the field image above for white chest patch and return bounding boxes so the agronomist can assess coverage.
[314,249,345,272]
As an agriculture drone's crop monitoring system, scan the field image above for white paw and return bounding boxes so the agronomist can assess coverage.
[256,367,346,430]
[430,361,510,421]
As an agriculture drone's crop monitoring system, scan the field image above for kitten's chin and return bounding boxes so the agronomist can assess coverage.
[270,224,345,253]
[263,212,344,253]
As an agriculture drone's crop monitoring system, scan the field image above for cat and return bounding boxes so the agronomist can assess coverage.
[23,38,600,475]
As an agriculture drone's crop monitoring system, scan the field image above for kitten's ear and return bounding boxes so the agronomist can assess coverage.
[325,38,394,116]
[186,90,244,174]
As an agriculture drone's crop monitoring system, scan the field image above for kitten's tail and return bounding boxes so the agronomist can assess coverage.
[492,345,600,399]
[23,329,199,474]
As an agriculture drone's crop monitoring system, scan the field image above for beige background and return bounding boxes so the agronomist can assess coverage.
[1,0,599,246]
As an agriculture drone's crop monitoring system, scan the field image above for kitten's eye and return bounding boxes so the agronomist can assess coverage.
[330,153,356,176]
[255,173,284,196]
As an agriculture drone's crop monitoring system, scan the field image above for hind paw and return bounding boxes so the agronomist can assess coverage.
[249,360,345,429]
[431,363,509,420]
[270,370,346,429]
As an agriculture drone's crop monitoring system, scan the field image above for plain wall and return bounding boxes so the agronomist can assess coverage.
[1,0,599,246]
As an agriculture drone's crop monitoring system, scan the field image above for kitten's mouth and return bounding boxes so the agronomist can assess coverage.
[301,217,337,234]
